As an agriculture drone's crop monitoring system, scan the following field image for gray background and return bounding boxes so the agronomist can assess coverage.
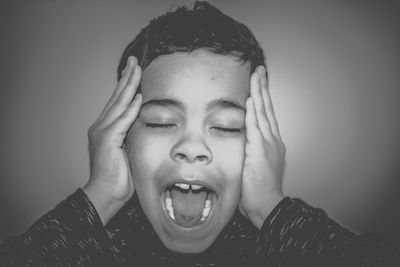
[1,0,399,245]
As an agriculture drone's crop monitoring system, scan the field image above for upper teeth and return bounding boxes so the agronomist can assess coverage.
[175,183,190,190]
[174,183,204,191]
[191,184,202,190]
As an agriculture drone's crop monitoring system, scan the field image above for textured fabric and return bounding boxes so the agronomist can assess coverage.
[1,189,399,266]
[257,197,400,266]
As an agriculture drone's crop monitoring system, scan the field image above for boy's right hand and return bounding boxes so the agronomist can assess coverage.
[83,56,142,225]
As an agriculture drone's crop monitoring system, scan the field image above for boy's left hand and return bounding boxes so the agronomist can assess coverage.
[239,66,286,230]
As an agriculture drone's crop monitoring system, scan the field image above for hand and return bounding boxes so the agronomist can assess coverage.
[83,56,142,225]
[239,66,286,230]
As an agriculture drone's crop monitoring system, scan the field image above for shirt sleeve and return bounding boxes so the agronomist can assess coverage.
[256,197,400,266]
[0,188,119,266]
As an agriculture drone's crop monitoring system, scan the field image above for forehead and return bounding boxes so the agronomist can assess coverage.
[140,51,251,109]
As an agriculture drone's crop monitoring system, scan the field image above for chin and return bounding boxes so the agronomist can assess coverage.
[162,237,214,254]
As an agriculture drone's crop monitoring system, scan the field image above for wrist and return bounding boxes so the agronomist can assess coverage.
[249,193,284,230]
[82,180,127,225]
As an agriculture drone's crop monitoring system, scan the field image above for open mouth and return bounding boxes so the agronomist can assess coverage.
[164,182,215,228]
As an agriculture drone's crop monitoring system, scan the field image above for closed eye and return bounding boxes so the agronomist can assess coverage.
[145,124,241,133]
[211,127,241,133]
[145,123,176,128]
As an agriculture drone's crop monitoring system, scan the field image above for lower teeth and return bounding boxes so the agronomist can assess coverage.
[165,190,212,223]
[165,195,176,220]
[200,199,211,222]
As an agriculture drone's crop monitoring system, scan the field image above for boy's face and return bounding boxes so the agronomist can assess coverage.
[126,50,250,253]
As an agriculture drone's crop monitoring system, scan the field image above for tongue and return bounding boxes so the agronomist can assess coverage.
[170,189,207,225]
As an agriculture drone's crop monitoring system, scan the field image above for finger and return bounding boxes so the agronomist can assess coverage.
[98,56,137,121]
[258,66,281,136]
[99,56,137,121]
[102,63,142,126]
[250,69,273,141]
[108,93,143,144]
[245,97,263,145]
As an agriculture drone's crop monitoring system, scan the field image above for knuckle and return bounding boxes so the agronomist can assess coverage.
[87,125,96,138]
[87,126,92,137]
[91,130,109,148]
[121,106,135,118]
[280,142,287,156]
[89,124,110,141]
[120,109,133,121]
[98,127,111,140]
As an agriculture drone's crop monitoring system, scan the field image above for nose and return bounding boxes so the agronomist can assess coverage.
[170,133,213,165]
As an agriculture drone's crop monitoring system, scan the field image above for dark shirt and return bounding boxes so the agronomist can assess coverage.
[0,189,399,266]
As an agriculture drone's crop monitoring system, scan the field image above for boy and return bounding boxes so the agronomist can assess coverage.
[1,1,399,266]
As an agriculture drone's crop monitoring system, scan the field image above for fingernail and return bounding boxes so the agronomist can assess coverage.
[256,66,263,74]
[128,56,135,66]
[130,56,138,66]
[257,73,262,86]
[260,66,266,76]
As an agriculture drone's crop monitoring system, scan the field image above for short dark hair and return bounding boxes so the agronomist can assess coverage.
[117,1,266,80]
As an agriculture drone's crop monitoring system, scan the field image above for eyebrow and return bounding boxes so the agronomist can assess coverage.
[142,99,184,110]
[141,98,245,113]
[207,98,245,113]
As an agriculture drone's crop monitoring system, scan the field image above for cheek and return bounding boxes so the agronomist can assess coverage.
[126,125,170,187]
[212,137,245,199]
[212,138,245,214]
[213,137,245,176]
